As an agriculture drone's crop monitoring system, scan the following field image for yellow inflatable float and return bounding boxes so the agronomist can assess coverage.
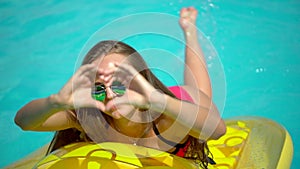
[5,116,293,169]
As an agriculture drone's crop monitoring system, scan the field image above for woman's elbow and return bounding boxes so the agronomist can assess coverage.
[14,117,26,130]
[14,114,32,131]
[211,119,226,140]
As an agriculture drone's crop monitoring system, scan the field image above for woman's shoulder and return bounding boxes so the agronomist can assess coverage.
[168,86,194,102]
[169,85,210,104]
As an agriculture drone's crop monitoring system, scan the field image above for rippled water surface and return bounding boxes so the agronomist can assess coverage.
[0,1,299,168]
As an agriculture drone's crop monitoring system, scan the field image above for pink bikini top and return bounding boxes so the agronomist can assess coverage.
[168,86,194,103]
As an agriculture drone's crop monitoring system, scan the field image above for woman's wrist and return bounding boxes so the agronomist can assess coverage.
[48,94,70,110]
[184,29,198,41]
[147,90,168,113]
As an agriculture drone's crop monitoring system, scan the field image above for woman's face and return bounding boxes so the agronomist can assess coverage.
[92,53,127,103]
[91,53,148,124]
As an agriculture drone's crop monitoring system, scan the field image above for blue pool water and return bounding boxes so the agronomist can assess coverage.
[0,1,299,168]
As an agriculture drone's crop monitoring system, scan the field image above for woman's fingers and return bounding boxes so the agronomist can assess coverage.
[56,65,96,108]
[105,89,148,111]
[106,95,151,123]
[77,64,98,79]
[180,8,188,18]
[180,7,197,20]
[98,63,164,122]
[92,99,106,112]
[65,63,111,109]
[179,7,198,30]
[99,62,138,88]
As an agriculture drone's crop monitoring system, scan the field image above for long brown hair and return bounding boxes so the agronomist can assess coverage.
[47,40,211,168]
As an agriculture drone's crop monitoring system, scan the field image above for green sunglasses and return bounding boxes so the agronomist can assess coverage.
[92,82,126,102]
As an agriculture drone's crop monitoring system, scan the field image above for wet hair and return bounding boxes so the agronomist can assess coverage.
[47,40,211,168]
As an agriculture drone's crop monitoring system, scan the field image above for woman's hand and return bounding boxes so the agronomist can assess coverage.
[179,7,198,33]
[102,63,166,122]
[54,64,105,111]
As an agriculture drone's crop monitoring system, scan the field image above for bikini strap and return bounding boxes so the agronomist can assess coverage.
[152,122,186,150]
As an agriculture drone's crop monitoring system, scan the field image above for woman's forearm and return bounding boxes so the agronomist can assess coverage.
[184,30,212,98]
[166,95,225,140]
[14,94,65,130]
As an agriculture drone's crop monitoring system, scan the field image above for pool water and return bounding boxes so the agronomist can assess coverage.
[0,1,299,168]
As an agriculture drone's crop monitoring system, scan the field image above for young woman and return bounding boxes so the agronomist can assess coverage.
[15,7,225,168]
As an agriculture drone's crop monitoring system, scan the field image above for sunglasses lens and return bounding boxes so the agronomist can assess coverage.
[92,92,106,101]
[92,83,126,102]
[111,85,126,96]
[92,84,106,101]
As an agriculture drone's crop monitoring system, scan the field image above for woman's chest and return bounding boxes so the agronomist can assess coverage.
[105,122,188,154]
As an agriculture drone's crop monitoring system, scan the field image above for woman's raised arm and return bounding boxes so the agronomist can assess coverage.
[180,7,212,98]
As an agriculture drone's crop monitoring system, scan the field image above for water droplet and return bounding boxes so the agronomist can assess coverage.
[255,67,266,73]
